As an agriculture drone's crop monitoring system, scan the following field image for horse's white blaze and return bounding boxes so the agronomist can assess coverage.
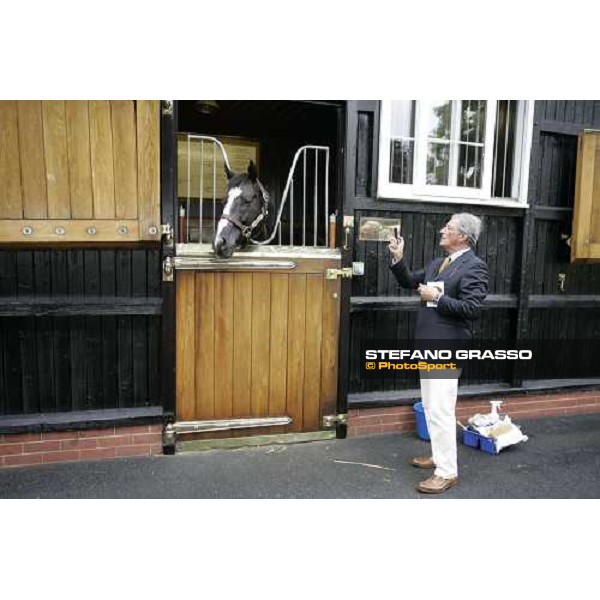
[216,218,229,238]
[223,187,242,216]
[216,186,242,239]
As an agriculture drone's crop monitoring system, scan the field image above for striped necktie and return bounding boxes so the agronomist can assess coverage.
[438,256,452,274]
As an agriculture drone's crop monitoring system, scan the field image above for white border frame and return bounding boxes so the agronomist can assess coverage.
[377,100,534,208]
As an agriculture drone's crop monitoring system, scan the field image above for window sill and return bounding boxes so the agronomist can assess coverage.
[376,194,529,210]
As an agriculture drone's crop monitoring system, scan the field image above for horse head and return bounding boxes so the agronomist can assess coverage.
[213,160,270,258]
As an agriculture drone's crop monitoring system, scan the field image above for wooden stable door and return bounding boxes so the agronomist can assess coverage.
[176,259,341,435]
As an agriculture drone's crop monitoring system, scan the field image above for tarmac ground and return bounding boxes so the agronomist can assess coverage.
[1,413,599,499]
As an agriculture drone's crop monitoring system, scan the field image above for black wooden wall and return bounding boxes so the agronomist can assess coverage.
[344,100,600,403]
[0,248,162,416]
[3,100,599,418]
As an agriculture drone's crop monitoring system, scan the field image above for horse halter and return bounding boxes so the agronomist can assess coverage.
[221,180,270,241]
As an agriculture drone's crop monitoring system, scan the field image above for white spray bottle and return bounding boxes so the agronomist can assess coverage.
[490,400,503,421]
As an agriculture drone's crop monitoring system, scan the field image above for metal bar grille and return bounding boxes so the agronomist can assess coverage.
[180,136,330,248]
[253,145,330,247]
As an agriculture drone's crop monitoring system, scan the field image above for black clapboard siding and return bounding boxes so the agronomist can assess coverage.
[529,219,597,295]
[348,309,515,394]
[2,320,23,414]
[524,308,600,380]
[0,248,162,416]
[102,316,119,410]
[527,102,600,296]
[543,100,600,125]
[347,101,600,401]
[0,315,161,415]
[355,112,373,197]
[52,253,72,411]
[534,133,577,208]
[349,203,523,395]
[354,209,520,297]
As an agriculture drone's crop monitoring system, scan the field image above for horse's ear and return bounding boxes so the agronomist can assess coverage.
[224,164,233,180]
[247,160,258,182]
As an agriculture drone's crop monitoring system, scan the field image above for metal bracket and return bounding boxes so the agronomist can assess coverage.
[352,262,364,276]
[163,423,176,447]
[342,215,355,251]
[325,267,353,280]
[162,223,173,246]
[162,256,174,282]
[164,417,293,447]
[322,413,348,428]
[161,100,174,116]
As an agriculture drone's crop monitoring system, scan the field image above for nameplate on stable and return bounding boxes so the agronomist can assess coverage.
[358,217,402,242]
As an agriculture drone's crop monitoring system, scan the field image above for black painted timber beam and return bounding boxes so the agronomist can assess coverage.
[0,297,162,317]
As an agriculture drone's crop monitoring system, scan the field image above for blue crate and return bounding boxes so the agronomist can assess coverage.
[479,436,497,455]
[413,402,430,441]
[462,430,480,448]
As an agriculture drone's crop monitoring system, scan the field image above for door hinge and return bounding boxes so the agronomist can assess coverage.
[163,256,174,282]
[325,267,353,280]
[322,413,348,428]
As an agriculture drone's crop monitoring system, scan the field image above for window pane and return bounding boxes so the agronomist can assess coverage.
[456,143,482,188]
[426,101,451,140]
[426,142,450,185]
[390,139,414,184]
[492,100,517,198]
[391,101,416,138]
[460,100,487,144]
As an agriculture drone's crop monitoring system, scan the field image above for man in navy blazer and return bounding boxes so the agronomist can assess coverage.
[389,213,489,494]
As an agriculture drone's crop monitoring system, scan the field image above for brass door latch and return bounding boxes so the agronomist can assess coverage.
[322,414,348,428]
[325,268,353,280]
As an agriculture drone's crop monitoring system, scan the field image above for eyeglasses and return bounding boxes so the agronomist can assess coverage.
[440,223,464,236]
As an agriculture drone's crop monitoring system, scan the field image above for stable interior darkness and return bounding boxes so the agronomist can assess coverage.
[176,101,343,247]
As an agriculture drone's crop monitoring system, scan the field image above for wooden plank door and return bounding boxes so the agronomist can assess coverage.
[175,258,341,436]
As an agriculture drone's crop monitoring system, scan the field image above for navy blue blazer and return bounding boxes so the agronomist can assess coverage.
[390,249,489,341]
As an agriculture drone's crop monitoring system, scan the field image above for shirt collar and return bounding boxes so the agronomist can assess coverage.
[447,247,471,262]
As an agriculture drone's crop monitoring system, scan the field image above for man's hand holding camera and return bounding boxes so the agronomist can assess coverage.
[388,235,404,262]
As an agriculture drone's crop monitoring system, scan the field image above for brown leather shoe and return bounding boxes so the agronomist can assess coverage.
[415,475,458,494]
[410,456,435,469]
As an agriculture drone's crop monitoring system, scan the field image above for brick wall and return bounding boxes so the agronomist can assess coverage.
[0,425,163,469]
[348,389,600,437]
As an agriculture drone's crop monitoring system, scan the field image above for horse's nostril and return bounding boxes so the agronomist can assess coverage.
[214,236,232,258]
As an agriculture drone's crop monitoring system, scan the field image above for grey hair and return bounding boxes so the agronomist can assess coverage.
[452,213,482,247]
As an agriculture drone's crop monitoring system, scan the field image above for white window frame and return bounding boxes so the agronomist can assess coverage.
[378,100,534,208]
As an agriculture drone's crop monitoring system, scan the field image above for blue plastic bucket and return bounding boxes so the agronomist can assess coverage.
[413,402,430,441]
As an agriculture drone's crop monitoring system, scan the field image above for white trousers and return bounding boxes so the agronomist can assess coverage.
[419,373,459,479]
